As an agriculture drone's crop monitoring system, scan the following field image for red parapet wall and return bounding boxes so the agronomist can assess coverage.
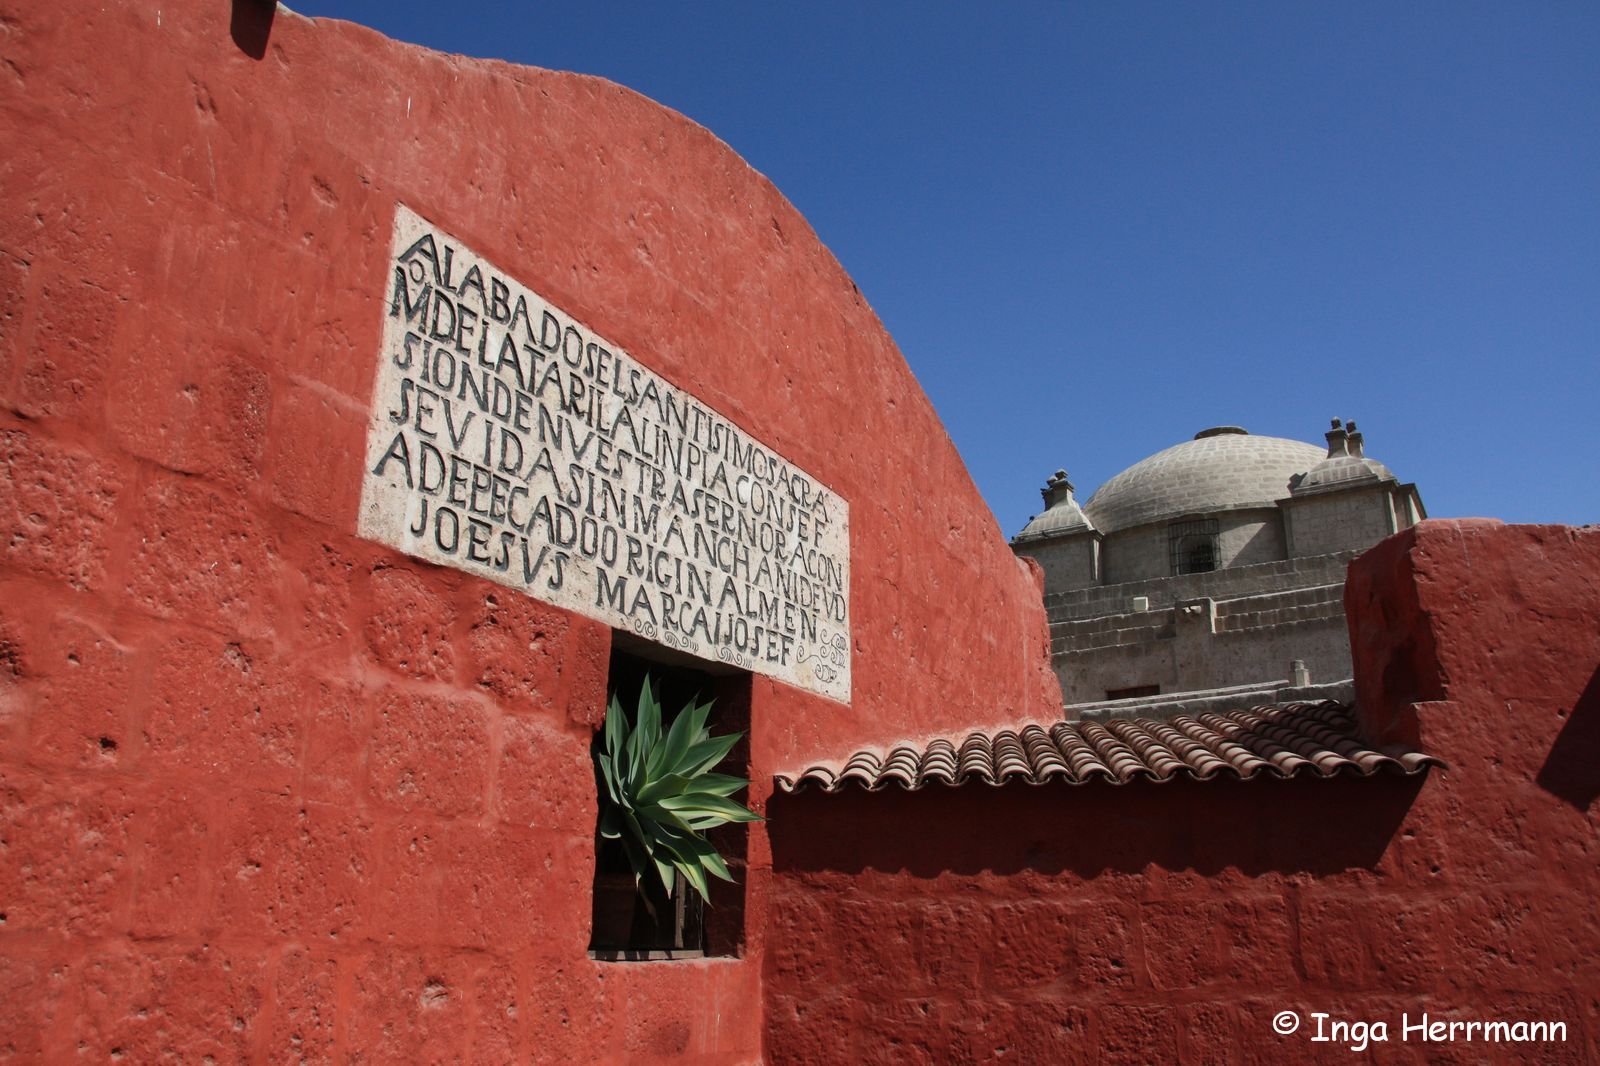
[1347,520,1600,753]
[766,520,1600,1062]
[0,0,1056,1060]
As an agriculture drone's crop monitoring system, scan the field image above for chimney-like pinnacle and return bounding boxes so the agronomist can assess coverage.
[1324,419,1350,458]
[1041,469,1076,509]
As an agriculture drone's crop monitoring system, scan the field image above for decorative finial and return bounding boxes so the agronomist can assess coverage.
[1324,418,1350,458]
[1040,470,1076,508]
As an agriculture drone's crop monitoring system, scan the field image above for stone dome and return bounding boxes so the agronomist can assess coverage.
[1014,470,1095,543]
[1082,427,1325,534]
[1292,454,1396,493]
[1290,420,1397,495]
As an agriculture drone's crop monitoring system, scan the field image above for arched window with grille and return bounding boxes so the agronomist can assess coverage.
[1169,518,1220,575]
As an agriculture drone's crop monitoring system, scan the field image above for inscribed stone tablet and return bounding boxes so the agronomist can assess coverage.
[359,205,851,702]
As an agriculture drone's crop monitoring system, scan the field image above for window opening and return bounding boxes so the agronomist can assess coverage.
[1169,518,1220,575]
[589,648,752,961]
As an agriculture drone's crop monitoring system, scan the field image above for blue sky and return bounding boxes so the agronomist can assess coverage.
[292,1,1599,533]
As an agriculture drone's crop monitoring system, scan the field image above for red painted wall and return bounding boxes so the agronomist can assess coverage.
[766,520,1600,1063]
[0,0,1055,1059]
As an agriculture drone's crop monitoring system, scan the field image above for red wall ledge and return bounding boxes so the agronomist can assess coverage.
[1347,519,1600,766]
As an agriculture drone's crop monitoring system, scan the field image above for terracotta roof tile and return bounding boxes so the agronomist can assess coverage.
[773,701,1441,794]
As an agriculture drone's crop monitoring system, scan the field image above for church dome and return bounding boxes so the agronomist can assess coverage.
[1290,420,1397,495]
[1014,470,1095,543]
[1082,427,1324,534]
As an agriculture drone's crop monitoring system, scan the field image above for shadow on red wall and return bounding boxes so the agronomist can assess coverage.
[762,772,1433,1064]
[768,772,1427,880]
[229,0,273,59]
[1536,664,1600,812]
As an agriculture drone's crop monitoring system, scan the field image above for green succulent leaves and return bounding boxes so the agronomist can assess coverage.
[595,678,761,903]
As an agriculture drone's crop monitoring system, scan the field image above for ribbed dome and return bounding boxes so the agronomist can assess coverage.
[1292,454,1396,494]
[1015,495,1094,542]
[1083,428,1324,534]
[1290,421,1397,495]
[1013,470,1096,543]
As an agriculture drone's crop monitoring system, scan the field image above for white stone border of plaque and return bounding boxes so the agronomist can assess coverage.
[358,204,852,703]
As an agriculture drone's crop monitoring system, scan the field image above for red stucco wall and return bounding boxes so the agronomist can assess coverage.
[0,1,1056,1059]
[766,520,1600,1063]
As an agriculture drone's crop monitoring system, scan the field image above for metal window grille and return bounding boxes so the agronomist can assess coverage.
[1169,518,1220,575]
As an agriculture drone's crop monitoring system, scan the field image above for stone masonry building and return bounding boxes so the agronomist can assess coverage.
[1013,421,1425,711]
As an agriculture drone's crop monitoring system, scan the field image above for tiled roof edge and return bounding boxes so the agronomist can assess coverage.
[772,701,1444,795]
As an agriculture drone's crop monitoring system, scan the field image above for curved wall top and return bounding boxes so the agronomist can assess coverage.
[0,1,1056,1059]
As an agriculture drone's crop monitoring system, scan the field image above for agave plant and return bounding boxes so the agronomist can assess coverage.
[595,678,762,903]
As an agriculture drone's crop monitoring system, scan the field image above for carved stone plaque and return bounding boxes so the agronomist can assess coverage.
[360,206,851,701]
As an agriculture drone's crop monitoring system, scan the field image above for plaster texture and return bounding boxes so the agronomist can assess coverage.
[0,1,1056,1059]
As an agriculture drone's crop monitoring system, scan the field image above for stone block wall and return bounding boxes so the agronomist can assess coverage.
[1093,509,1287,589]
[1217,508,1288,569]
[1046,553,1359,704]
[1044,551,1358,620]
[1051,603,1350,704]
[1285,484,1399,558]
[1098,521,1167,586]
[1020,534,1099,596]
[767,521,1600,1062]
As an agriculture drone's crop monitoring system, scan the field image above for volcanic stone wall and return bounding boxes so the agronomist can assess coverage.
[0,0,1056,1059]
[766,521,1600,1063]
